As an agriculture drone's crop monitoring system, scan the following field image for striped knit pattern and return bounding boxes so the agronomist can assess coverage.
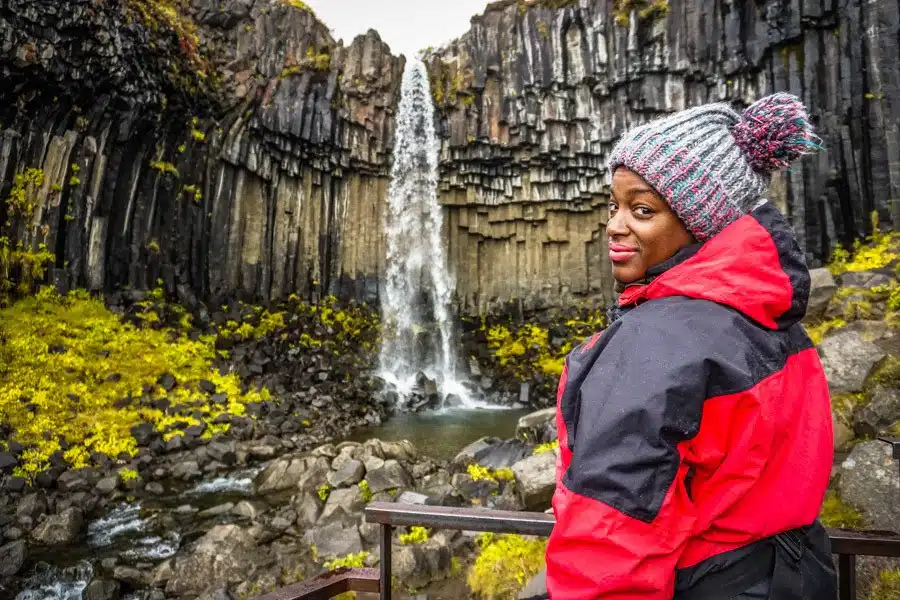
[608,93,821,242]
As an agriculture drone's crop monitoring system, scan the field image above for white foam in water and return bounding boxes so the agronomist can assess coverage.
[186,467,261,495]
[15,562,92,600]
[121,534,180,561]
[87,502,144,548]
[379,59,477,408]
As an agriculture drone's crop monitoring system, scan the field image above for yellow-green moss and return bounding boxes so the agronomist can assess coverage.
[191,129,206,142]
[868,355,900,390]
[5,168,44,217]
[146,239,161,253]
[468,463,515,483]
[0,238,55,298]
[358,479,373,502]
[317,483,330,502]
[532,440,559,455]
[182,184,203,203]
[0,287,270,477]
[118,467,139,482]
[804,317,846,345]
[124,0,202,66]
[868,569,900,600]
[819,491,867,529]
[468,533,547,600]
[612,0,669,26]
[322,551,370,600]
[150,161,179,177]
[828,212,899,276]
[399,526,429,545]
[281,0,313,13]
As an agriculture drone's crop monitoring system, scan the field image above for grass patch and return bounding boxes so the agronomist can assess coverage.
[819,491,867,529]
[0,287,269,478]
[868,569,900,600]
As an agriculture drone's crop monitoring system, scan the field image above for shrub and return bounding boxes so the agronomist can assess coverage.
[399,526,429,545]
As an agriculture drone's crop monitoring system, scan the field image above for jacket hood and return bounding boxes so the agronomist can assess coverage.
[617,200,811,330]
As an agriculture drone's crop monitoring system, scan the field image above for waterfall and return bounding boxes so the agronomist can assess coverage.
[378,59,471,408]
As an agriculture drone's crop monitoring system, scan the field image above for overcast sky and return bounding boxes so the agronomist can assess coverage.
[305,0,489,57]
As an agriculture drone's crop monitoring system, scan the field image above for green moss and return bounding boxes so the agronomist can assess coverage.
[146,239,161,253]
[468,533,547,600]
[0,238,55,298]
[150,161,179,177]
[828,212,899,276]
[532,440,559,455]
[803,317,846,345]
[468,463,515,483]
[182,185,203,203]
[358,479,373,502]
[399,526,429,545]
[5,168,44,217]
[191,129,206,142]
[281,0,314,13]
[118,467,140,482]
[868,569,900,600]
[867,355,900,390]
[612,0,668,26]
[317,483,330,502]
[819,491,867,529]
[0,287,270,477]
[536,21,550,40]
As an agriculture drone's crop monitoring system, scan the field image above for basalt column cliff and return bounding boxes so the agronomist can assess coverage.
[427,0,900,313]
[0,0,402,307]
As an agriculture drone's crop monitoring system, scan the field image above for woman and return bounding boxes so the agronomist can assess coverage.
[545,93,837,599]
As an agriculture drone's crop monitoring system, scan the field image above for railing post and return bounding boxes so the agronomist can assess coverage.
[838,554,856,600]
[878,436,900,483]
[380,523,393,600]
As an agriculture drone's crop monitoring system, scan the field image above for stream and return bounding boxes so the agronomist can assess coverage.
[13,407,526,599]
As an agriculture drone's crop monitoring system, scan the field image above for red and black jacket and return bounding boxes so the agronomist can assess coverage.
[546,202,834,599]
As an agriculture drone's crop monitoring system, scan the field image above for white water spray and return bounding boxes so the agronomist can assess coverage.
[378,59,473,407]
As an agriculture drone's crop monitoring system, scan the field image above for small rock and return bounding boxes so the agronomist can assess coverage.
[319,487,366,525]
[0,540,26,576]
[199,503,235,517]
[130,422,159,447]
[95,476,119,495]
[185,423,208,438]
[207,441,237,465]
[0,451,17,473]
[515,407,557,444]
[301,521,363,559]
[366,460,412,494]
[145,482,165,495]
[199,379,217,394]
[853,387,900,437]
[158,373,177,391]
[292,491,323,526]
[4,476,26,493]
[83,579,121,600]
[172,461,202,481]
[233,500,268,521]
[806,268,837,319]
[57,470,90,493]
[113,565,150,587]
[16,492,47,520]
[839,440,900,531]
[833,413,854,452]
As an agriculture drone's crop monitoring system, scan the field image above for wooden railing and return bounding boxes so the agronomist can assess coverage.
[254,436,900,600]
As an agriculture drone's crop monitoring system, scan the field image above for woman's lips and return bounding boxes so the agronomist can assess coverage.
[608,243,637,262]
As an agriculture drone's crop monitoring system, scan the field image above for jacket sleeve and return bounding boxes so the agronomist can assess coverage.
[546,313,714,600]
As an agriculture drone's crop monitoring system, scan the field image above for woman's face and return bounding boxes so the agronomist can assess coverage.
[607,168,695,284]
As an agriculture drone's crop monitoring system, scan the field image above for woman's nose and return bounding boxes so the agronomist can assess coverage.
[606,210,628,237]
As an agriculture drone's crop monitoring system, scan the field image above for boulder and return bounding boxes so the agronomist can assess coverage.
[853,387,900,437]
[292,491,323,526]
[30,507,84,546]
[0,451,16,473]
[255,455,330,495]
[839,441,900,532]
[318,487,366,525]
[364,439,418,461]
[516,408,557,444]
[57,470,90,493]
[16,492,47,520]
[301,521,363,559]
[95,476,119,495]
[366,459,412,493]
[112,566,150,587]
[806,268,838,319]
[171,460,202,481]
[327,459,365,488]
[391,539,452,590]
[0,540,26,576]
[207,441,237,466]
[511,451,556,510]
[166,525,260,594]
[818,330,886,394]
[233,500,269,521]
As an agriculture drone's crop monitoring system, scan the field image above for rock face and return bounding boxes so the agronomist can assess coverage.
[839,441,900,532]
[425,0,900,313]
[0,0,402,306]
[2,1,897,315]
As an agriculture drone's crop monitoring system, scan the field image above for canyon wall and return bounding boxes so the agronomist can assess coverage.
[1,0,898,315]
[427,0,900,313]
[0,0,402,307]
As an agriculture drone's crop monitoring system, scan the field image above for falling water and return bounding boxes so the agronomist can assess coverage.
[379,59,471,407]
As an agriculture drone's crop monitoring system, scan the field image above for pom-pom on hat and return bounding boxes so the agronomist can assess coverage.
[607,92,822,242]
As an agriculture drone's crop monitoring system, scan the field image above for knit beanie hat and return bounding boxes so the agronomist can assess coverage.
[607,92,822,242]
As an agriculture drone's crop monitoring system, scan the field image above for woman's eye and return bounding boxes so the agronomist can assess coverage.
[635,206,653,216]
[609,203,618,214]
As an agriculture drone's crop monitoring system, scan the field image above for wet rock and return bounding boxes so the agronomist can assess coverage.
[30,507,84,546]
[327,459,365,487]
[16,492,47,520]
[130,422,159,447]
[57,470,90,493]
[395,491,429,505]
[233,500,269,521]
[806,268,838,319]
[158,373,177,391]
[167,525,260,594]
[0,540,26,576]
[391,538,452,590]
[207,441,237,465]
[301,521,363,559]
[83,579,121,600]
[366,459,412,493]
[185,423,208,438]
[818,330,886,394]
[853,387,900,438]
[145,482,165,495]
[292,491,323,526]
[516,408,557,444]
[837,271,894,289]
[0,452,16,473]
[112,566,150,587]
[4,477,26,493]
[511,451,556,510]
[172,460,202,481]
[458,437,531,470]
[839,440,900,531]
[200,502,236,517]
[364,438,418,461]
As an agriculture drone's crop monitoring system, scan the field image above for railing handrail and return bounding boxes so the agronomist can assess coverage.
[364,501,900,556]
